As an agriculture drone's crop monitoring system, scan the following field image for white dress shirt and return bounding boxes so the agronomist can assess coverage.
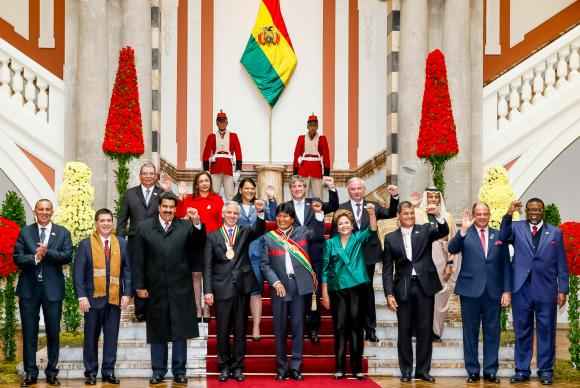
[142,185,154,206]
[35,223,52,264]
[529,220,544,233]
[401,226,417,276]
[280,228,295,277]
[293,199,305,226]
[350,200,364,228]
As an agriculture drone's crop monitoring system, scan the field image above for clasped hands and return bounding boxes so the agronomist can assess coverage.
[79,296,131,313]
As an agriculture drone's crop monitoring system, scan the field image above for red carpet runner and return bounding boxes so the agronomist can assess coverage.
[207,375,381,387]
[206,281,369,374]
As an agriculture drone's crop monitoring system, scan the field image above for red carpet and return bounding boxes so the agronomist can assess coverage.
[206,281,369,374]
[207,375,381,387]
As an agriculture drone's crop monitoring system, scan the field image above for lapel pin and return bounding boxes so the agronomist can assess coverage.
[51,232,56,236]
[414,230,420,234]
[545,231,550,235]
[490,234,495,240]
[153,192,158,196]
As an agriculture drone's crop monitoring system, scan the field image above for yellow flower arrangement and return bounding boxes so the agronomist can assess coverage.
[478,166,519,229]
[54,162,96,246]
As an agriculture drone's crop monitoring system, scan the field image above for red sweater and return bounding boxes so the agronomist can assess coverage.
[176,193,224,233]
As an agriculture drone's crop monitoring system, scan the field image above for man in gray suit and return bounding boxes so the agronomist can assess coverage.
[261,202,324,381]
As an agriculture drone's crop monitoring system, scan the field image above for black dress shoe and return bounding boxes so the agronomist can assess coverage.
[353,373,365,380]
[432,333,442,343]
[149,375,165,385]
[231,370,245,382]
[275,372,288,381]
[466,374,480,383]
[365,329,379,342]
[415,373,436,383]
[21,374,37,387]
[484,374,500,383]
[400,373,412,382]
[309,330,320,344]
[102,374,120,384]
[540,376,553,385]
[84,375,97,385]
[46,376,61,386]
[173,375,188,384]
[510,374,530,383]
[334,371,346,379]
[218,370,230,382]
[289,370,304,381]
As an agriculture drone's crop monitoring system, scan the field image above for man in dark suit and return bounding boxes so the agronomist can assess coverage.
[382,201,449,383]
[284,175,338,343]
[74,208,132,385]
[116,162,166,320]
[13,199,73,387]
[133,192,205,385]
[448,203,512,383]
[499,198,568,385]
[261,202,324,381]
[203,200,266,382]
[337,177,399,342]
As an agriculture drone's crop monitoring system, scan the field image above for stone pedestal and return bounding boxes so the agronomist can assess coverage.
[255,165,286,202]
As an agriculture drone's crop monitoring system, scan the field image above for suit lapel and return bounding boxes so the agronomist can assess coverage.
[32,224,40,245]
[470,226,487,261]
[410,225,420,262]
[47,226,57,248]
[522,222,536,254]
[486,228,496,260]
[537,225,551,255]
[136,186,147,209]
[303,201,313,226]
[397,229,409,261]
[359,201,369,230]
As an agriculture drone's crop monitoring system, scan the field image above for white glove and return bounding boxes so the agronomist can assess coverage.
[233,171,241,183]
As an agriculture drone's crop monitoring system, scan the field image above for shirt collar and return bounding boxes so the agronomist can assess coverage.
[99,234,111,245]
[401,226,413,235]
[293,198,305,206]
[350,199,364,208]
[529,221,544,230]
[38,222,52,231]
[159,216,172,227]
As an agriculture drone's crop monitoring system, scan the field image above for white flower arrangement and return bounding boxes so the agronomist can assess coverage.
[478,166,519,229]
[54,162,96,246]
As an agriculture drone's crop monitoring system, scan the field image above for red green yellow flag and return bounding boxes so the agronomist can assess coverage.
[240,0,297,107]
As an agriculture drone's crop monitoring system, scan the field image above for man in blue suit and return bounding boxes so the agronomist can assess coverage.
[74,208,132,385]
[499,198,568,385]
[448,202,511,383]
[14,199,73,387]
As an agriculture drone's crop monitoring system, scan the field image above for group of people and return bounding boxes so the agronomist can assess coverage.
[11,110,568,387]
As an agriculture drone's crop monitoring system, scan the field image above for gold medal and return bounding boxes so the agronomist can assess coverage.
[226,247,235,260]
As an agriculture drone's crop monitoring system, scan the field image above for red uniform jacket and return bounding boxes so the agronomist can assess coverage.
[176,193,224,233]
[202,132,243,176]
[293,134,331,179]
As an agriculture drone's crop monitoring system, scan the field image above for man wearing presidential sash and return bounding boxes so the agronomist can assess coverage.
[74,208,132,385]
[203,201,266,382]
[261,202,325,381]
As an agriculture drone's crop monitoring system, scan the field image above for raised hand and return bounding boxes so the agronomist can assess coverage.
[311,200,323,214]
[461,208,473,234]
[426,204,440,216]
[387,185,399,197]
[410,191,422,207]
[254,199,266,213]
[508,200,522,215]
[159,171,173,192]
[265,185,275,200]
[322,176,335,190]
[186,207,200,225]
[178,181,188,199]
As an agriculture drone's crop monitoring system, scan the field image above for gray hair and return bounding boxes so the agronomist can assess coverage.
[222,201,241,216]
[289,175,306,186]
[139,161,157,175]
[346,177,366,189]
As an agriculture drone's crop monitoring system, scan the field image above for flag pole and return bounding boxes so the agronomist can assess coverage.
[268,106,273,163]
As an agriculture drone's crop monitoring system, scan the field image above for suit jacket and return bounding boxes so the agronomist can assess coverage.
[448,226,511,299]
[116,185,164,238]
[261,224,323,299]
[14,223,73,302]
[204,218,266,300]
[73,236,132,309]
[237,200,277,226]
[499,215,568,302]
[336,198,399,264]
[382,221,449,302]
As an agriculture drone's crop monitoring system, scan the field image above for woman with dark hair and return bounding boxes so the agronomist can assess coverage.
[176,171,224,321]
[320,205,377,380]
[232,177,277,340]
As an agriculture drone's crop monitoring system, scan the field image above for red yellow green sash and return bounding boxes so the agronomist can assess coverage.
[266,228,313,274]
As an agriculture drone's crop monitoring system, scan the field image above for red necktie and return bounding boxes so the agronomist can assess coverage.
[479,229,486,255]
[104,240,110,261]
[532,225,538,237]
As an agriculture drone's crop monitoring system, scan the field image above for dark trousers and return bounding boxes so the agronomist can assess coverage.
[272,277,304,375]
[329,284,366,374]
[83,303,121,377]
[364,264,376,331]
[460,293,501,376]
[512,278,557,377]
[150,340,187,377]
[396,278,434,376]
[127,236,147,319]
[305,260,322,334]
[214,294,248,372]
[19,293,62,378]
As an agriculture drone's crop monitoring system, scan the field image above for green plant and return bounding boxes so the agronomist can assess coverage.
[544,203,561,226]
[63,265,82,333]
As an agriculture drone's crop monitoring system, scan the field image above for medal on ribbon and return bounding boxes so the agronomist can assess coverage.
[220,225,238,260]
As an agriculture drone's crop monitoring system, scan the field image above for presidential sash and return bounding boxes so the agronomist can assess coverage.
[265,228,313,274]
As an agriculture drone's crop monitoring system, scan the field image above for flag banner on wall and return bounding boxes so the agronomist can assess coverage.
[240,0,297,107]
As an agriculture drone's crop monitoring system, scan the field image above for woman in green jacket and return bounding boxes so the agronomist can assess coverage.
[321,204,377,379]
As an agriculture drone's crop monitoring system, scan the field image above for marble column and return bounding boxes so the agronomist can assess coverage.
[470,0,484,205]
[442,0,472,216]
[397,0,429,199]
[77,0,109,208]
[256,165,286,203]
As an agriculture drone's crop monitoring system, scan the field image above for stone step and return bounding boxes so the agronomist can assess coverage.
[367,359,520,377]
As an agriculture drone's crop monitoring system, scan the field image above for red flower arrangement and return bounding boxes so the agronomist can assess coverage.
[0,217,20,278]
[102,46,144,157]
[561,222,580,276]
[416,49,459,193]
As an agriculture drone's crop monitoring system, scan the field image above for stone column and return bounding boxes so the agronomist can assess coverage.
[77,0,109,208]
[123,0,153,160]
[256,165,286,203]
[470,0,484,203]
[442,0,472,216]
[397,0,429,199]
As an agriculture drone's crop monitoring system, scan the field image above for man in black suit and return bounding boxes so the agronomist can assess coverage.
[133,192,205,385]
[337,177,399,342]
[13,199,73,387]
[382,201,449,383]
[116,162,165,320]
[74,208,132,385]
[203,200,266,382]
[284,175,338,343]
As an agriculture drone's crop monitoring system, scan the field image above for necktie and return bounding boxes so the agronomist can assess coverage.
[532,225,538,236]
[38,227,46,282]
[356,202,362,219]
[228,228,234,238]
[145,188,151,206]
[479,229,486,256]
[104,240,110,261]
[39,227,46,244]
[164,222,170,232]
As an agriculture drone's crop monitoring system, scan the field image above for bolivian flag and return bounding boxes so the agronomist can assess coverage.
[241,0,297,107]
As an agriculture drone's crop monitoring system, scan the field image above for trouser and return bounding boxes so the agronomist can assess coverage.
[212,173,235,199]
[396,278,434,376]
[305,259,323,334]
[303,176,323,199]
[512,277,557,378]
[214,294,248,372]
[364,264,377,332]
[127,236,147,320]
[19,292,62,378]
[460,293,501,376]
[330,284,366,374]
[83,303,121,377]
[272,277,304,375]
[150,339,187,377]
